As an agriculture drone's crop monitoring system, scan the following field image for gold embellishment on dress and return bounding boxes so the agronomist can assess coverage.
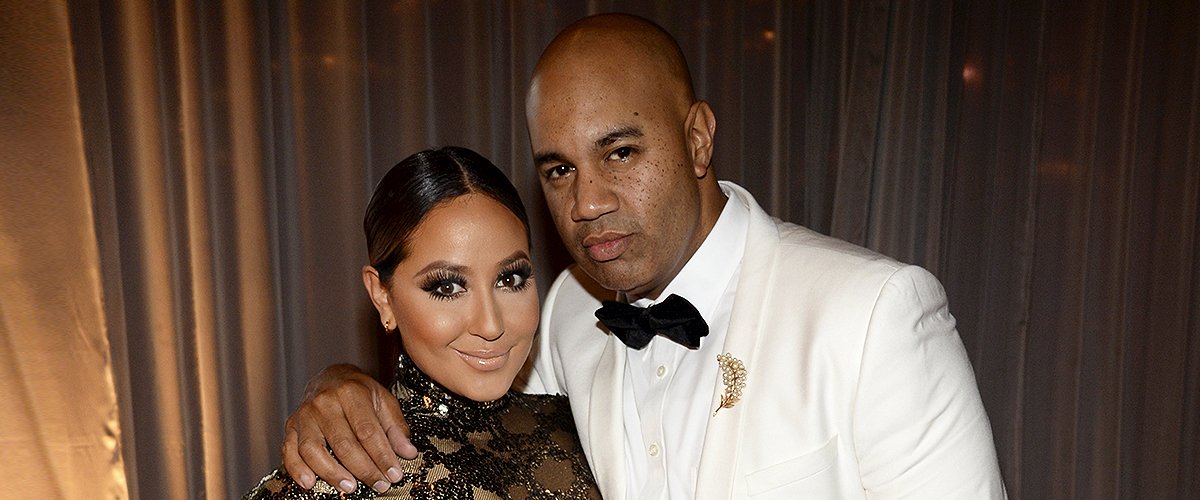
[713,353,746,416]
[241,350,602,499]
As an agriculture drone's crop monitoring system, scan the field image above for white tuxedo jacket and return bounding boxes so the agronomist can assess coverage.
[521,182,1006,499]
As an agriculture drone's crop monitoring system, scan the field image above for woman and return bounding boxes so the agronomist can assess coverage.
[245,147,600,499]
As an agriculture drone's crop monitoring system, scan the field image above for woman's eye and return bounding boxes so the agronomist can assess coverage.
[497,272,528,290]
[424,280,466,300]
[437,282,465,296]
[607,146,633,161]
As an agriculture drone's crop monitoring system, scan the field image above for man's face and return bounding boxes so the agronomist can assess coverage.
[527,67,705,298]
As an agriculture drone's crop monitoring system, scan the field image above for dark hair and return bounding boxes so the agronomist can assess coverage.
[364,146,531,283]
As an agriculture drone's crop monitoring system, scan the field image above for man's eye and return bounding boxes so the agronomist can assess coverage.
[607,147,634,162]
[545,164,574,179]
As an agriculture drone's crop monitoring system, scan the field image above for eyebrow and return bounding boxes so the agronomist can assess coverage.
[412,260,467,278]
[412,250,531,278]
[533,151,567,168]
[595,125,643,148]
[497,250,532,268]
[532,125,645,167]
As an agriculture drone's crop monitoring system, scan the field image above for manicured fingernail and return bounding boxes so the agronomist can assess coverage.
[373,480,390,493]
[299,473,314,489]
[387,467,402,482]
[339,479,356,493]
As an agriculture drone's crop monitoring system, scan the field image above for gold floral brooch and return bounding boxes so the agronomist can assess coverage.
[713,353,746,416]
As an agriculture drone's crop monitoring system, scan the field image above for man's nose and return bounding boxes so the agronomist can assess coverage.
[571,168,618,221]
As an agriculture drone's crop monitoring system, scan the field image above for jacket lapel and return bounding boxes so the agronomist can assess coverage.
[587,333,628,499]
[695,183,780,499]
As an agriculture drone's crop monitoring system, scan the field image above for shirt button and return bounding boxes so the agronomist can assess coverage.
[648,442,660,456]
[656,365,667,378]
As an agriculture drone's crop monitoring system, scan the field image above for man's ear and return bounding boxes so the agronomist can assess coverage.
[362,266,394,327]
[685,100,717,178]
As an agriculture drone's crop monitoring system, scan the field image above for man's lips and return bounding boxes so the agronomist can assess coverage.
[453,349,511,372]
[582,232,631,262]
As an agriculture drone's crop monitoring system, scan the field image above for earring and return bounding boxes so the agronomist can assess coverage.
[383,319,391,331]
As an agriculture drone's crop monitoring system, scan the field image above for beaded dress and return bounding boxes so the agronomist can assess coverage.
[244,352,601,499]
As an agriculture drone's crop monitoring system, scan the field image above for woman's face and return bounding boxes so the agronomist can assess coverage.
[365,194,538,402]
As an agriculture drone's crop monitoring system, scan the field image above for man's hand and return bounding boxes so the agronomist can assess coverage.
[281,364,418,494]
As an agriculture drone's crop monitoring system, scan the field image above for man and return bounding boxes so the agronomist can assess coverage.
[282,13,1006,498]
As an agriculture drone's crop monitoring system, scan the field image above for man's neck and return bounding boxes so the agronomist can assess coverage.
[624,190,730,302]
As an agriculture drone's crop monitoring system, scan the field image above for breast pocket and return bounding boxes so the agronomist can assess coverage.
[745,435,839,498]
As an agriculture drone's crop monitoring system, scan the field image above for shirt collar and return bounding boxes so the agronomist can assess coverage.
[630,184,750,322]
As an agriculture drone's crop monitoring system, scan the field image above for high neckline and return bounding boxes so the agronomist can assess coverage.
[389,348,510,419]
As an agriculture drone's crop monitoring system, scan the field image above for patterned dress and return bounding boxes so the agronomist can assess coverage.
[244,352,601,499]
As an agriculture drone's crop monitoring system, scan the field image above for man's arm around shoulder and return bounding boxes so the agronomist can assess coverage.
[280,363,417,494]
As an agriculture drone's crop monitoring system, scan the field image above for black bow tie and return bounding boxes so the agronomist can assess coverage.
[594,294,709,350]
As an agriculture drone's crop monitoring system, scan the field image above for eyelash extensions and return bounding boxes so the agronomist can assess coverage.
[420,269,466,301]
[419,260,534,301]
[497,261,534,292]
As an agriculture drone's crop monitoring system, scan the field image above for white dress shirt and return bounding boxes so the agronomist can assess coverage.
[620,187,750,500]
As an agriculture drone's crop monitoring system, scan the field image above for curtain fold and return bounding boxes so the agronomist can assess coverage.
[70,0,287,496]
[2,1,1196,498]
[0,1,127,498]
[942,0,1200,497]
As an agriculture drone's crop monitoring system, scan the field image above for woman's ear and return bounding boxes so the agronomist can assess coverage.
[362,265,394,330]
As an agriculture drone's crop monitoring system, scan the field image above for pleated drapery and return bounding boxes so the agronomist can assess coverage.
[1,1,1197,499]
[0,3,127,498]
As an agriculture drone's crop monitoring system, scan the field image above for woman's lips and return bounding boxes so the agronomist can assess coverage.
[582,232,631,262]
[454,349,510,372]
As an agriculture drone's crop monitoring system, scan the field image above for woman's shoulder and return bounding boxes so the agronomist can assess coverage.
[497,392,585,448]
[496,392,601,498]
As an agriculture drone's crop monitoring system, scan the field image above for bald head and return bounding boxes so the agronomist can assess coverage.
[530,13,696,118]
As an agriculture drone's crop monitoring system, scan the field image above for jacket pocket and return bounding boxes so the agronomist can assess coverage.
[745,435,839,497]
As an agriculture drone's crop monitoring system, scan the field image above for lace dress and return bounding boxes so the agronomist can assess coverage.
[244,353,601,499]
